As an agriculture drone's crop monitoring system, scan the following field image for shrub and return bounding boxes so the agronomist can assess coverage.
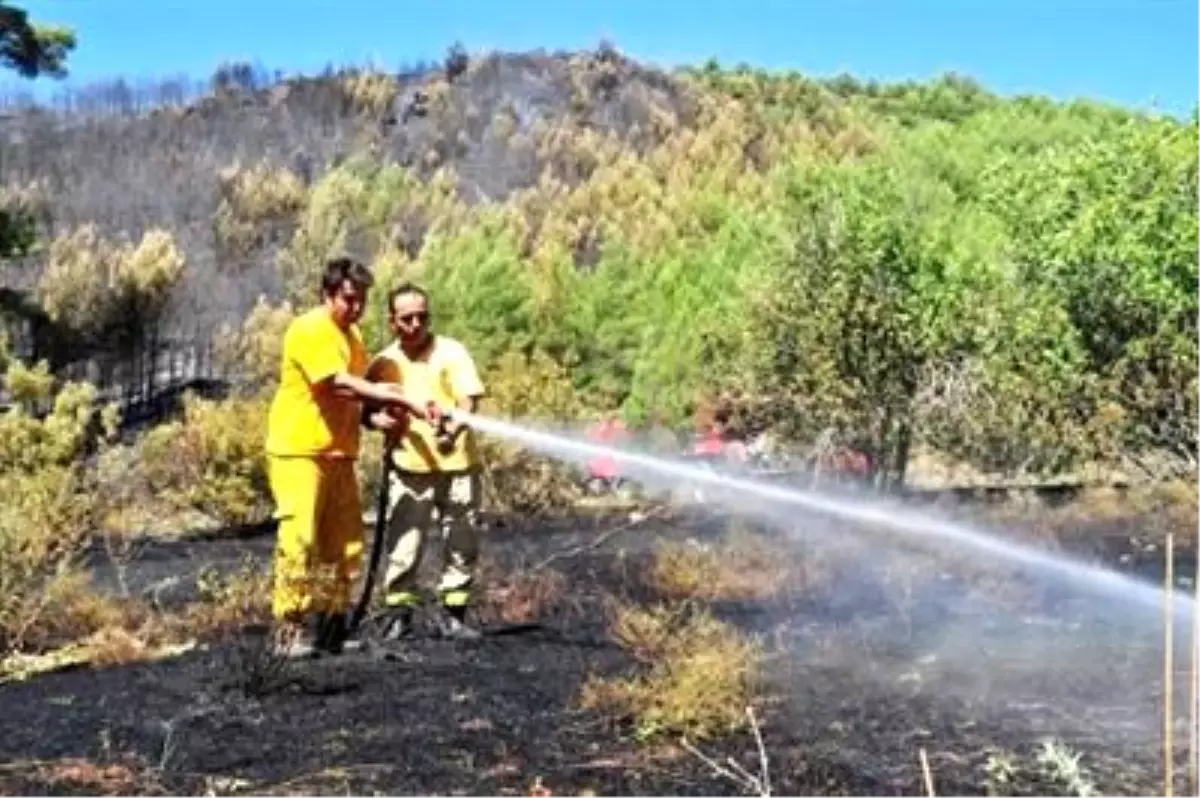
[474,349,588,516]
[136,393,271,528]
[0,465,96,651]
[0,370,120,653]
[579,601,764,740]
[341,68,400,118]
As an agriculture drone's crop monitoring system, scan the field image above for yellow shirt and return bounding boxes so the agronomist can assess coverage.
[265,306,369,459]
[366,335,486,473]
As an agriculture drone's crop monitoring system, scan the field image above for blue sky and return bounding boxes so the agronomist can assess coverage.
[12,0,1200,118]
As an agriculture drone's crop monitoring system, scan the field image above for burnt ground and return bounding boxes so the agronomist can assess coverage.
[1,495,1197,797]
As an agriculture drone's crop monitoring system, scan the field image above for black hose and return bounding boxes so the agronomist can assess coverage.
[345,441,394,636]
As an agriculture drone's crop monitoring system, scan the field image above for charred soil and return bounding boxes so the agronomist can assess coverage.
[0,500,1195,796]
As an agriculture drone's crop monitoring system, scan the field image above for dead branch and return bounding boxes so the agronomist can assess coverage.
[528,505,667,574]
[681,706,771,796]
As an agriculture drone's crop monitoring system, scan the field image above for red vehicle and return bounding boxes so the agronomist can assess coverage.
[585,417,630,492]
[686,405,750,467]
[689,427,749,464]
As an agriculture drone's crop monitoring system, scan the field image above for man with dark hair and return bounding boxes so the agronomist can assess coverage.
[364,281,487,640]
[265,257,432,658]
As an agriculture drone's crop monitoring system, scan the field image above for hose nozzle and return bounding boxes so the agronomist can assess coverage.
[426,402,456,430]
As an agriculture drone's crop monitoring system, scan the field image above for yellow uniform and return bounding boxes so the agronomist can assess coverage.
[265,307,369,622]
[365,336,485,473]
[365,335,486,610]
[266,307,369,459]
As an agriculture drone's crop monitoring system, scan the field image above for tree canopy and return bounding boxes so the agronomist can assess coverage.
[0,2,74,79]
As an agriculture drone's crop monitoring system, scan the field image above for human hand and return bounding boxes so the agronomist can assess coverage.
[369,409,400,431]
[437,422,466,454]
[425,402,456,428]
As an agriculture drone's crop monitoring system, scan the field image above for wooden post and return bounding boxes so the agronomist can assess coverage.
[918,748,935,797]
[1165,533,1176,797]
[1190,526,1199,797]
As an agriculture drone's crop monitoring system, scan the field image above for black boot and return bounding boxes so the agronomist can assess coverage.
[436,604,481,640]
[313,611,349,655]
[380,606,416,641]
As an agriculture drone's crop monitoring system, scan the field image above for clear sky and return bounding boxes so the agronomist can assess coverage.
[12,0,1200,118]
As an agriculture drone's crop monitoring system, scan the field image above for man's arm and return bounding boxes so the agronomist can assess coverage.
[294,326,425,417]
[358,356,410,430]
[332,373,426,414]
[442,343,486,439]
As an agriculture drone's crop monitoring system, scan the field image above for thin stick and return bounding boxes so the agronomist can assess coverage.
[918,747,936,797]
[529,505,664,573]
[679,707,772,797]
[1191,526,1199,798]
[747,707,771,797]
[1165,532,1175,798]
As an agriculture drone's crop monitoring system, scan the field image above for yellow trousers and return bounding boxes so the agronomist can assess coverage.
[267,455,364,622]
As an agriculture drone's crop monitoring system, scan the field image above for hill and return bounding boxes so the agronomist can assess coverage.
[0,43,1195,485]
[0,47,701,330]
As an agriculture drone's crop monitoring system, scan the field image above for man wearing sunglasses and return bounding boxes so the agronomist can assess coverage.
[363,281,487,640]
[265,258,432,659]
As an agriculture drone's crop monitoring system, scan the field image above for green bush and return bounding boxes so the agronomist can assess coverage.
[0,367,118,652]
[137,394,271,527]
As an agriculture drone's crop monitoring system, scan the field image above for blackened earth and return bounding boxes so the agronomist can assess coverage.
[1,499,1195,796]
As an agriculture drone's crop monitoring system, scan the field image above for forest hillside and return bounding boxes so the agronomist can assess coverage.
[0,43,1196,494]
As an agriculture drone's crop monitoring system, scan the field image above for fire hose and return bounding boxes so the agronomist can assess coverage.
[344,437,394,637]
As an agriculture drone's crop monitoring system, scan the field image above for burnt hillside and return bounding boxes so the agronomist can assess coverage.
[1,44,1190,478]
[0,46,703,337]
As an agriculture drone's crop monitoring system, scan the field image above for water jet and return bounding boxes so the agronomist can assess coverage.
[458,410,1196,622]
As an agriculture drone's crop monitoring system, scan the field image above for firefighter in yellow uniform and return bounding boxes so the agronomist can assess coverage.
[364,281,487,640]
[265,257,428,658]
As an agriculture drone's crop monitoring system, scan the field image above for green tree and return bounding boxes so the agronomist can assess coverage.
[979,117,1199,464]
[742,148,1067,488]
[0,2,75,79]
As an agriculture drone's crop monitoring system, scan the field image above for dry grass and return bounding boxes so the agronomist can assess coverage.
[648,525,795,603]
[980,476,1199,548]
[2,560,271,683]
[178,560,273,637]
[477,565,570,626]
[4,566,158,655]
[1,757,149,795]
[579,600,764,741]
[625,517,854,730]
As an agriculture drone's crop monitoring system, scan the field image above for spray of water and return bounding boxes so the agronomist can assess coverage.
[458,408,1200,759]
[458,410,1196,622]
[444,407,1200,771]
